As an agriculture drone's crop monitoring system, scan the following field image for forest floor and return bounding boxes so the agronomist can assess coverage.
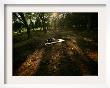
[13,28,98,76]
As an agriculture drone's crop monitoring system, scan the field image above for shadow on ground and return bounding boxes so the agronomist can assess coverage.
[13,34,98,76]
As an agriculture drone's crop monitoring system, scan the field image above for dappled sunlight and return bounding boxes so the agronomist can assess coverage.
[47,43,64,75]
[63,39,92,75]
[15,37,98,76]
[16,49,44,76]
[86,51,98,62]
[13,12,98,76]
[51,12,58,18]
[66,40,83,55]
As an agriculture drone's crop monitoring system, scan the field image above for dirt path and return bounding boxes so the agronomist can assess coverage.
[16,35,98,76]
[16,49,45,76]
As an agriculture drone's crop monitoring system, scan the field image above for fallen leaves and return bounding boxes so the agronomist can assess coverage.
[17,49,44,76]
[86,51,98,62]
[16,37,98,76]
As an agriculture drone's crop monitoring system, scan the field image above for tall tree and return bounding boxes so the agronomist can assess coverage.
[18,13,31,39]
[13,13,31,39]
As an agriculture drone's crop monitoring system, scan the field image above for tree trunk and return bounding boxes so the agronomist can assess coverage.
[43,24,47,33]
[42,13,47,33]
[18,13,31,39]
[87,15,91,30]
[27,27,30,39]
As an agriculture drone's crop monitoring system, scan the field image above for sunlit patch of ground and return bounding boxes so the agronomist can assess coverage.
[47,43,63,75]
[64,39,91,75]
[65,40,83,55]
[86,51,98,62]
[16,49,44,76]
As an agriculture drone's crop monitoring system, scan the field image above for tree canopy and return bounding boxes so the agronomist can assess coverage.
[13,12,98,39]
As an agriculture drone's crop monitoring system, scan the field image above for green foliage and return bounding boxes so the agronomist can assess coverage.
[12,12,98,38]
[13,21,24,32]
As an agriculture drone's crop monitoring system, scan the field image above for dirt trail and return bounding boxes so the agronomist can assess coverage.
[16,36,98,76]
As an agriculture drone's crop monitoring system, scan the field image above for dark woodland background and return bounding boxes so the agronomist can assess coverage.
[12,12,98,76]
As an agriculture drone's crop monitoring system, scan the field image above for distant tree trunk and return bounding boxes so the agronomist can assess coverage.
[42,14,47,33]
[30,19,34,30]
[27,27,30,39]
[18,29,21,34]
[87,15,91,30]
[42,21,47,33]
[43,27,47,33]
